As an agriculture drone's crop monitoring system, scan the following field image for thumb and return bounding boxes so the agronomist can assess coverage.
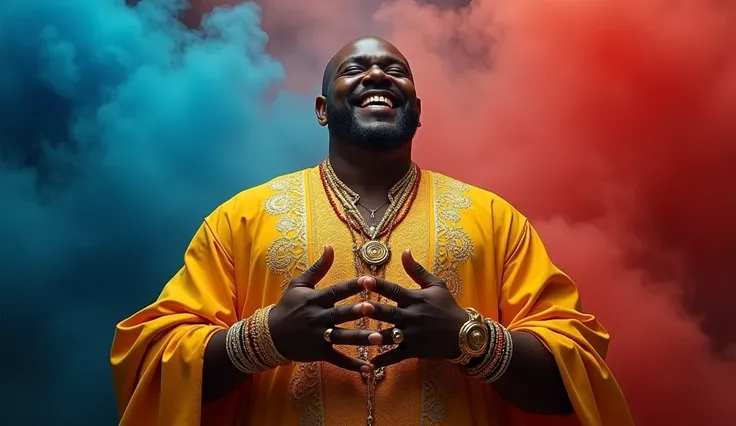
[293,244,334,288]
[401,249,437,288]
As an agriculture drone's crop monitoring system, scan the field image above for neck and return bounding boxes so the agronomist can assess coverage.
[327,139,413,197]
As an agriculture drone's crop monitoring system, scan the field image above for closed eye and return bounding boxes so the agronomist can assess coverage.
[386,67,409,77]
[342,66,365,75]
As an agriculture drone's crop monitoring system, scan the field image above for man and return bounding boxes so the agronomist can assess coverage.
[111,37,633,426]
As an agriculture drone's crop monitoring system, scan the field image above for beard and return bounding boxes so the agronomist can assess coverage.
[325,99,420,151]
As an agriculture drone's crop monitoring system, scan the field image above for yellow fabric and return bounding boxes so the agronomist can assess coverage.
[110,166,633,426]
[309,166,431,426]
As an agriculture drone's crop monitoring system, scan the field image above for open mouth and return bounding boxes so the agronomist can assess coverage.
[357,92,396,109]
[360,95,393,108]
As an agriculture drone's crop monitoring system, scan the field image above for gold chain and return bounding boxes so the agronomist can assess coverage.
[321,158,418,426]
[323,159,416,239]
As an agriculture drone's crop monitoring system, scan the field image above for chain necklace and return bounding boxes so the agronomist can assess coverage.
[320,161,420,240]
[319,159,420,426]
[323,159,417,267]
[357,200,389,224]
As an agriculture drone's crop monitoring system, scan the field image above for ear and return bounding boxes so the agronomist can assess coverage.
[315,96,328,127]
[416,98,422,128]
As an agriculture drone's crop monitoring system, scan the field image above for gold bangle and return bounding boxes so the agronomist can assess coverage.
[486,327,513,383]
[248,309,270,370]
[468,320,502,380]
[225,305,290,375]
[449,308,490,366]
[226,320,250,373]
[255,305,289,367]
[242,315,266,373]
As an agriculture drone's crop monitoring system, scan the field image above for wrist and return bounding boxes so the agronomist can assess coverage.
[448,307,490,366]
[225,305,290,374]
[465,319,514,384]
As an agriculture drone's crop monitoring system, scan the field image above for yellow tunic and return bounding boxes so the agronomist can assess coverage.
[110,167,633,426]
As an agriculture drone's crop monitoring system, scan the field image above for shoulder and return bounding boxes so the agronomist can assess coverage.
[215,169,308,216]
[423,170,529,255]
[424,170,528,229]
[204,168,311,240]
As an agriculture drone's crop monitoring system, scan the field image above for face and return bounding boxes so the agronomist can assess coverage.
[316,38,422,151]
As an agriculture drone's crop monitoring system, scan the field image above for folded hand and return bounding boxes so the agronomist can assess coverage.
[360,249,469,368]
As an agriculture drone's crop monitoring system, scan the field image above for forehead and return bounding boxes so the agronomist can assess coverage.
[333,38,409,68]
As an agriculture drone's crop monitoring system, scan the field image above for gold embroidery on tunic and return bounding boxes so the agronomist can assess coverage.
[421,362,457,426]
[421,173,474,425]
[264,172,309,291]
[289,169,325,426]
[290,362,324,426]
[431,174,473,298]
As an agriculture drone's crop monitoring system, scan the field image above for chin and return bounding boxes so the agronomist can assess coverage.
[356,121,399,133]
[356,141,409,152]
[351,130,411,151]
[327,106,418,150]
[354,119,418,149]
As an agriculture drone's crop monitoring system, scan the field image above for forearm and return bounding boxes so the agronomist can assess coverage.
[490,331,573,415]
[202,329,250,403]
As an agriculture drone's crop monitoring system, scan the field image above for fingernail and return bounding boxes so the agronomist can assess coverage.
[368,332,383,345]
[363,302,374,315]
[360,365,373,374]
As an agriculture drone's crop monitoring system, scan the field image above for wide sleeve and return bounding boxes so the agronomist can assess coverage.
[498,218,634,426]
[110,207,242,426]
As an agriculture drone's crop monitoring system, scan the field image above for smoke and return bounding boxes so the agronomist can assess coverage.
[380,0,736,424]
[0,0,324,424]
[1,0,734,425]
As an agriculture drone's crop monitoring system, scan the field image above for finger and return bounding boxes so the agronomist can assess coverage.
[371,345,411,369]
[328,327,383,346]
[362,276,415,306]
[365,302,405,326]
[312,278,363,306]
[401,249,443,289]
[326,303,372,325]
[323,347,374,373]
[378,327,404,346]
[291,245,334,288]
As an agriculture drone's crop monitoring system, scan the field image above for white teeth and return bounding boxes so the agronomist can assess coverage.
[360,95,393,108]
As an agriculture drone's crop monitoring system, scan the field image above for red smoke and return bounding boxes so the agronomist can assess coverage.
[194,0,736,424]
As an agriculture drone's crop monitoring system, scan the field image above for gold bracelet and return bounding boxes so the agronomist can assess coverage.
[486,327,513,383]
[467,320,498,379]
[253,305,289,367]
[449,307,489,366]
[225,305,290,374]
[243,314,268,372]
[225,320,250,373]
[469,320,508,381]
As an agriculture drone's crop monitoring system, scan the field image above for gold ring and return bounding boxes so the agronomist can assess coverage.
[391,328,404,344]
[323,328,334,343]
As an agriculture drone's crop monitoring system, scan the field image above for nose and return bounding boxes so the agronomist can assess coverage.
[361,65,390,86]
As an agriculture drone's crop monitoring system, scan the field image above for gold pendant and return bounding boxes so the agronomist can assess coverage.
[360,240,390,266]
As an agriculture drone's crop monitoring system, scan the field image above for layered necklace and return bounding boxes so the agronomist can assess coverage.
[319,158,420,426]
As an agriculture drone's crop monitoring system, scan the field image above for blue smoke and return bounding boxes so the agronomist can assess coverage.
[0,1,325,424]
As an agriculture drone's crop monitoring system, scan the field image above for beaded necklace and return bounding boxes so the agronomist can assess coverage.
[318,159,420,426]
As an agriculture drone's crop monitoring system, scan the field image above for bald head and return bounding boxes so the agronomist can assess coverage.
[321,37,413,96]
